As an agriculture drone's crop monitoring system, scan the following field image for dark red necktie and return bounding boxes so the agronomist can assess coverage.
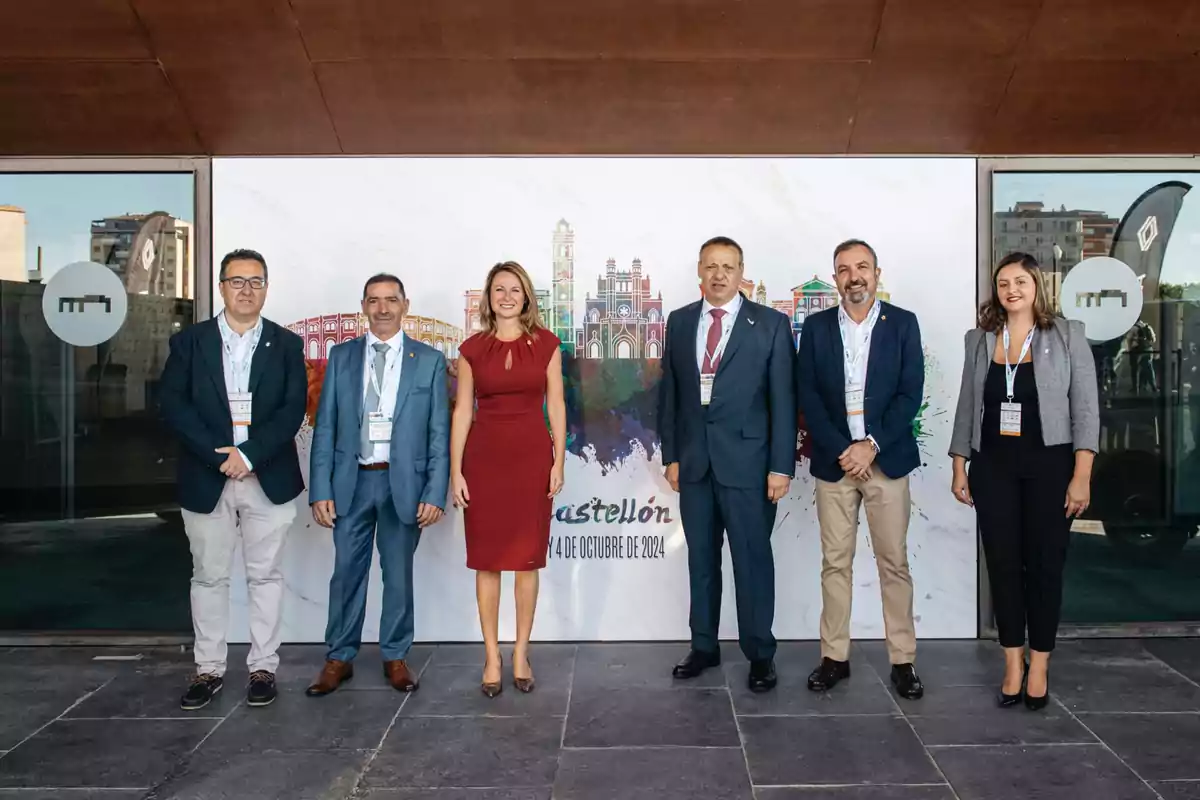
[702,308,726,374]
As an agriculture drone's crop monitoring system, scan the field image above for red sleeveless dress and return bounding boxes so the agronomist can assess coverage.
[460,328,560,571]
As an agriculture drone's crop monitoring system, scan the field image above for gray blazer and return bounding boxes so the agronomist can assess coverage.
[949,318,1099,458]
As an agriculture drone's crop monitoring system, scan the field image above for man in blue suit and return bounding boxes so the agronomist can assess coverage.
[659,236,797,693]
[797,239,925,700]
[306,273,449,696]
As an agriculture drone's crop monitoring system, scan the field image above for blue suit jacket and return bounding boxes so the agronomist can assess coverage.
[796,301,924,483]
[658,299,797,488]
[308,334,450,525]
[160,317,307,514]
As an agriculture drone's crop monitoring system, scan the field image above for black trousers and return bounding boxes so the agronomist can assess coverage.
[969,444,1075,652]
[678,473,778,662]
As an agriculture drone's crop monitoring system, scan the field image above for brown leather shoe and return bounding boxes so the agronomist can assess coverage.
[306,659,353,697]
[384,659,418,692]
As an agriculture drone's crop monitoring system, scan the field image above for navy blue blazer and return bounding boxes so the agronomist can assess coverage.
[159,317,307,514]
[658,299,797,488]
[796,301,924,483]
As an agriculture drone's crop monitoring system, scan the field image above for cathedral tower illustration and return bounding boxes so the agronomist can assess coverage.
[551,219,575,354]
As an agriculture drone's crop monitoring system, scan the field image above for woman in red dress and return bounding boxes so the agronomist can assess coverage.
[450,261,566,697]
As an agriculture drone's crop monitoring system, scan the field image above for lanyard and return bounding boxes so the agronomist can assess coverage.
[839,300,881,384]
[704,314,735,366]
[367,339,399,405]
[218,312,261,393]
[1002,325,1035,401]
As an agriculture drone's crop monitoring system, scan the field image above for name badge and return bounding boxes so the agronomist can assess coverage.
[368,411,393,443]
[700,374,715,406]
[229,392,252,426]
[1000,402,1022,436]
[845,386,865,416]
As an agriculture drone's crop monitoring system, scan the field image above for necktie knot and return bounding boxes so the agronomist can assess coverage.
[710,308,726,321]
[373,342,389,354]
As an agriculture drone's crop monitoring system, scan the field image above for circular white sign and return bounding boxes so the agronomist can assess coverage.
[1060,256,1144,343]
[41,261,129,347]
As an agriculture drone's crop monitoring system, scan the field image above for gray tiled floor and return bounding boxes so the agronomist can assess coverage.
[0,639,1197,798]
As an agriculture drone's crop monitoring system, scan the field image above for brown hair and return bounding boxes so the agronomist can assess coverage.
[978,252,1057,333]
[479,261,543,337]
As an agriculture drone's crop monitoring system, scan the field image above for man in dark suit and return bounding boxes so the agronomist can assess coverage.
[797,239,925,700]
[160,248,307,710]
[305,273,449,697]
[659,236,797,693]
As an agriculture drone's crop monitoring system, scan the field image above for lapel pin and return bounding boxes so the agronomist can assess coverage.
[748,318,756,326]
[265,341,271,347]
[881,315,887,321]
[409,352,414,358]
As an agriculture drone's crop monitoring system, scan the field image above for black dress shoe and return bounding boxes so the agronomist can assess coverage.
[672,649,721,679]
[748,659,777,693]
[247,670,277,707]
[1025,668,1050,711]
[997,661,1028,708]
[807,657,850,692]
[890,663,924,700]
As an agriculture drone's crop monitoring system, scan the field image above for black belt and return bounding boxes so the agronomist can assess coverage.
[359,462,389,471]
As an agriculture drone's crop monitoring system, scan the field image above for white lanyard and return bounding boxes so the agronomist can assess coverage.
[367,341,399,406]
[1002,325,1035,401]
[839,300,881,384]
[704,314,734,366]
[218,313,261,393]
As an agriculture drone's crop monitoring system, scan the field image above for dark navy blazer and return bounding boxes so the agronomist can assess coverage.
[658,299,797,488]
[796,302,924,483]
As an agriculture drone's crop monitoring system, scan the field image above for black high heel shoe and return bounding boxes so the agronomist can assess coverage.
[997,661,1028,708]
[1025,666,1050,711]
[481,654,503,699]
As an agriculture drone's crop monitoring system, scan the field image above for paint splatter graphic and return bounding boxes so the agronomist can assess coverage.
[301,341,946,477]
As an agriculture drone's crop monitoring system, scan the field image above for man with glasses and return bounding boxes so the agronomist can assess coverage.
[160,249,307,710]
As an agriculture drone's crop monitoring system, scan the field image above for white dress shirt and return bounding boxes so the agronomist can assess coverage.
[837,299,881,449]
[217,311,262,468]
[696,291,743,371]
[360,329,404,465]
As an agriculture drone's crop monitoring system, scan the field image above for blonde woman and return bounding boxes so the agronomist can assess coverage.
[949,252,1099,710]
[451,262,566,697]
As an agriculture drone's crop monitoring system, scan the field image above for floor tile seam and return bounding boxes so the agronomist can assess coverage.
[868,663,964,800]
[1140,649,1200,692]
[1052,694,1168,800]
[402,714,568,720]
[0,675,116,763]
[139,676,253,799]
[725,670,759,797]
[560,744,745,751]
[59,716,226,722]
[736,712,902,718]
[753,782,954,789]
[1073,711,1200,717]
[923,742,1107,749]
[349,649,437,799]
[554,644,579,793]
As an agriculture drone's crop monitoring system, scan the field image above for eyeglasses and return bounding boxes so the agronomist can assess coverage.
[221,277,266,290]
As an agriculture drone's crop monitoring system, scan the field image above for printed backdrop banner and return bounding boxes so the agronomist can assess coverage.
[212,157,979,643]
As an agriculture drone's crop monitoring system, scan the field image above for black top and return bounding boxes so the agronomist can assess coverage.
[980,360,1045,452]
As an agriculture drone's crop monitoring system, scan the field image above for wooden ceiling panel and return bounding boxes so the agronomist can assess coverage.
[293,0,884,61]
[1026,0,1200,60]
[130,0,309,63]
[851,59,1012,153]
[874,0,1041,59]
[0,0,152,61]
[0,62,199,155]
[167,61,340,154]
[318,58,864,154]
[985,59,1200,153]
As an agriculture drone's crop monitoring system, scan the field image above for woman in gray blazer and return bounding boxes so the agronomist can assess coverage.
[949,252,1099,711]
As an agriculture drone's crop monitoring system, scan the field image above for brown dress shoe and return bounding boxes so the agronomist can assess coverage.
[306,659,353,697]
[384,659,418,692]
